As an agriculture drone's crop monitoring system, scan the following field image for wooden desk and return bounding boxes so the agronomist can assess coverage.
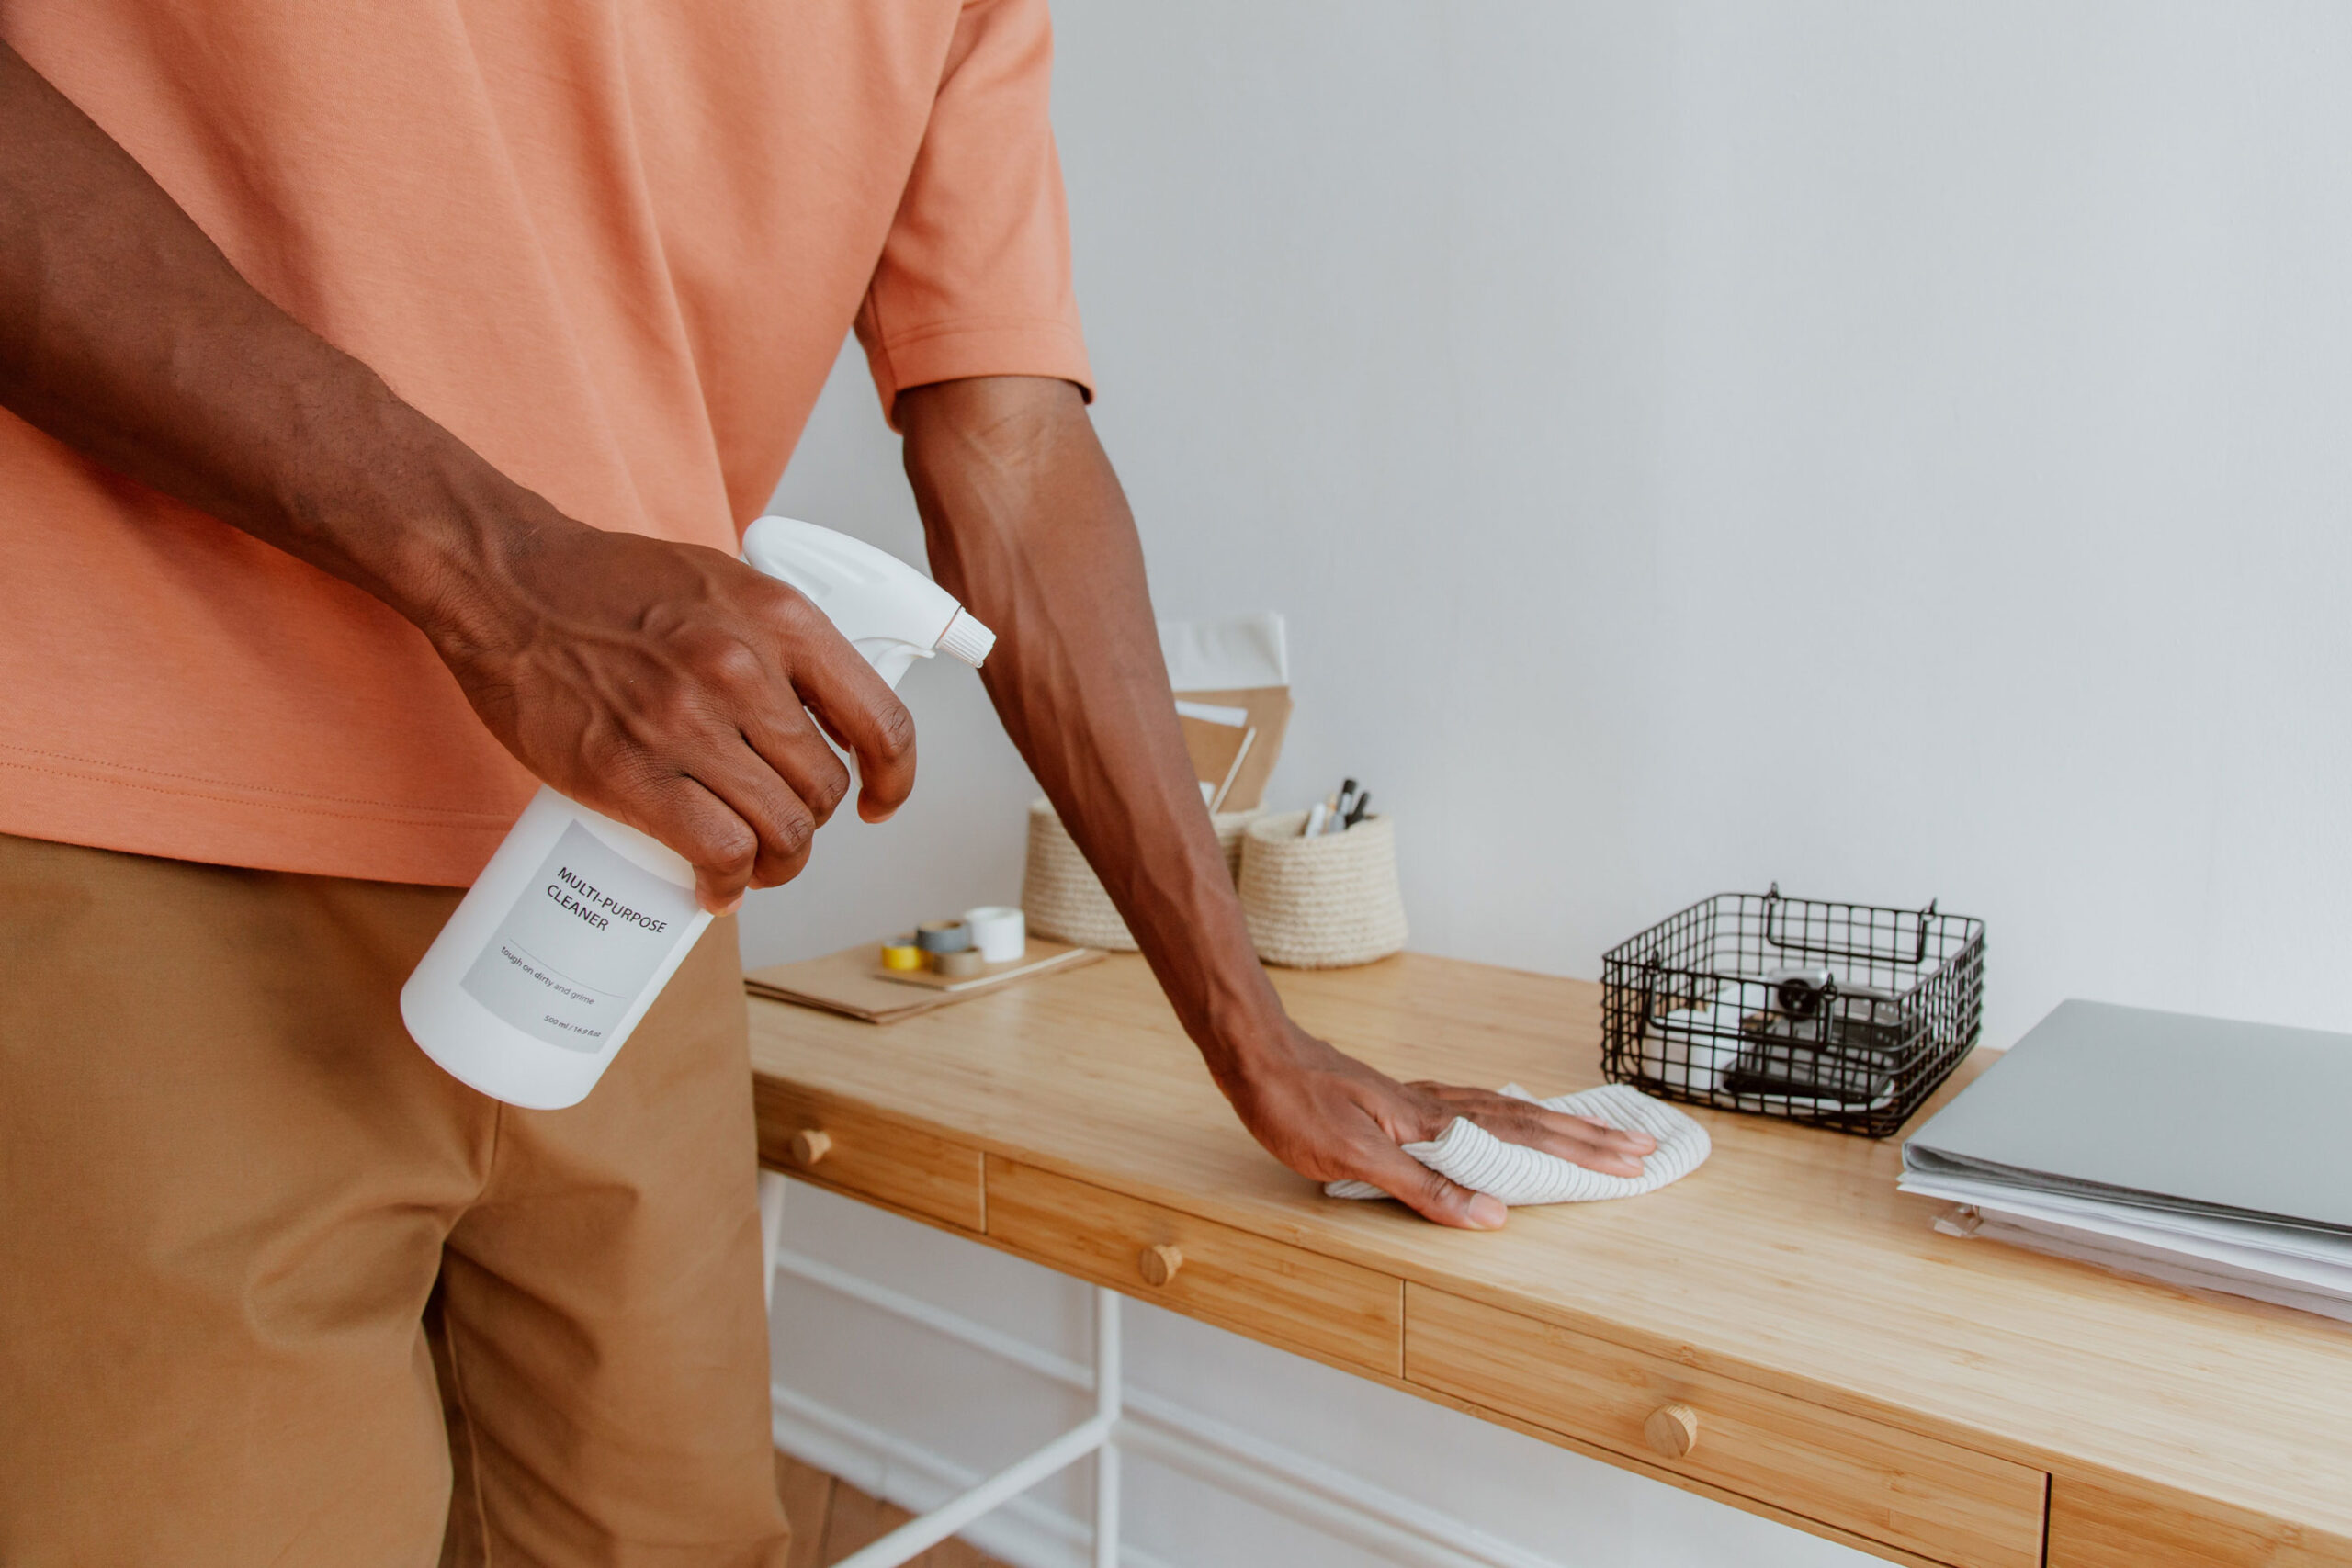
[748,953,2352,1568]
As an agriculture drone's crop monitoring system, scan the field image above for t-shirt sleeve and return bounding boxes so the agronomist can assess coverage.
[854,0,1092,427]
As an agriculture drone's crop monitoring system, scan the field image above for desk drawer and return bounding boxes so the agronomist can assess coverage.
[1407,1285,2044,1568]
[2047,1473,2352,1566]
[986,1158,1402,1376]
[755,1083,984,1233]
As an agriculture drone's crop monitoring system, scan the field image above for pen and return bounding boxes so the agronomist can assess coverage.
[1343,790,1370,829]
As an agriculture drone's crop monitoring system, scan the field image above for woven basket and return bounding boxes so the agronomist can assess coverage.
[1238,811,1408,968]
[1021,800,1258,953]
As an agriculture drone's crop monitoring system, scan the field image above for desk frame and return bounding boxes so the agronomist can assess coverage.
[761,1170,1123,1568]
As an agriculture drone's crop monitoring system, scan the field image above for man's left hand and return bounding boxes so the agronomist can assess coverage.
[1216,1030,1657,1229]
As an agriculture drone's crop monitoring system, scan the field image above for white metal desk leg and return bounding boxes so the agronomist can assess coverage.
[828,1283,1125,1568]
[757,1168,788,1313]
[1093,1286,1122,1568]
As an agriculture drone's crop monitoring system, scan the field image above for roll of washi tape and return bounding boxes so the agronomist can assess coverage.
[933,948,987,979]
[961,906,1026,964]
[879,936,926,971]
[914,919,970,954]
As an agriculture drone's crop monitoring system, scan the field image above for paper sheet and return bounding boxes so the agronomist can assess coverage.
[1159,613,1287,690]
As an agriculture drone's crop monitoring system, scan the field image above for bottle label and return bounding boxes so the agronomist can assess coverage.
[460,819,699,1052]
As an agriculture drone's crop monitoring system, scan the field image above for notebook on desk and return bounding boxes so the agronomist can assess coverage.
[1905,999,2352,1233]
[1902,999,2352,1318]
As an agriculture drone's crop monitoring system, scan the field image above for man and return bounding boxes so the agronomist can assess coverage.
[0,5,1652,1562]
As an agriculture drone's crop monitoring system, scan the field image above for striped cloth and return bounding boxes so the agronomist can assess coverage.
[1325,1083,1711,1206]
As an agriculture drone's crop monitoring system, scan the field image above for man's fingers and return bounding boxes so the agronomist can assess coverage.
[684,739,820,892]
[605,731,817,909]
[690,611,856,832]
[1456,1106,1645,1177]
[740,705,854,832]
[1560,1110,1656,1155]
[1351,1140,1507,1231]
[773,594,919,821]
[1406,1084,1656,1175]
[633,773,762,914]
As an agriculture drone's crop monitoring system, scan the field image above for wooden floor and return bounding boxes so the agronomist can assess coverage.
[775,1450,1012,1568]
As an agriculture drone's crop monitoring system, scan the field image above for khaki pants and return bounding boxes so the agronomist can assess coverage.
[0,833,790,1567]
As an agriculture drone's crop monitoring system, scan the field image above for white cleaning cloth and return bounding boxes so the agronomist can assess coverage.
[1325,1083,1711,1207]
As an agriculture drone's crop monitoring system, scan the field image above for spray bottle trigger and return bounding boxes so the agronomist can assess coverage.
[858,639,930,692]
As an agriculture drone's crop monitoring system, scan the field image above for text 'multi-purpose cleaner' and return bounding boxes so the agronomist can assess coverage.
[401,518,995,1109]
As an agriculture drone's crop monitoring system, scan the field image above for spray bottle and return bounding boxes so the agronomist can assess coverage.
[400,517,994,1109]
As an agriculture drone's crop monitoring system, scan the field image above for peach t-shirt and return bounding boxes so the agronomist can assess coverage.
[0,1,1090,886]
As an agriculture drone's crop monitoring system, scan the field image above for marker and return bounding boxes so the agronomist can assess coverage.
[1336,775,1374,827]
[1303,801,1329,837]
[1343,790,1371,829]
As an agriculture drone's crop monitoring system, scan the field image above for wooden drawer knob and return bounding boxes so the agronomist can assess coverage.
[1137,1243,1184,1287]
[789,1129,832,1167]
[1645,1402,1700,1459]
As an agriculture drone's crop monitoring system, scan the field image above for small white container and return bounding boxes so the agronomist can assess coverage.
[962,906,1026,963]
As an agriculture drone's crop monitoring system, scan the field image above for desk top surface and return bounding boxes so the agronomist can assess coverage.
[745,951,2352,1535]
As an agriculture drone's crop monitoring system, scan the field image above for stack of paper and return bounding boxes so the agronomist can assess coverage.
[1901,1000,2352,1322]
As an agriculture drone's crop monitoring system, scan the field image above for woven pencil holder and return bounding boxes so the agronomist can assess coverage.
[1021,800,1258,953]
[1238,811,1408,968]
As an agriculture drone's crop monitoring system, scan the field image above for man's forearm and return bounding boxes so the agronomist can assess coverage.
[901,378,1658,1226]
[0,39,536,637]
[899,377,1299,1086]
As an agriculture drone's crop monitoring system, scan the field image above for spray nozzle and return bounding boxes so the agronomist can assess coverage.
[741,516,994,689]
[935,607,995,668]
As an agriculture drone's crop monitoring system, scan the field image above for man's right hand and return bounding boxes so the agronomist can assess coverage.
[416,513,919,914]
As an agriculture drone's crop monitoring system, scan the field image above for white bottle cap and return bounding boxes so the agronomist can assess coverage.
[935,607,996,668]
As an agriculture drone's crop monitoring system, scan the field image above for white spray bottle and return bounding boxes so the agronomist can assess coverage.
[400,517,994,1110]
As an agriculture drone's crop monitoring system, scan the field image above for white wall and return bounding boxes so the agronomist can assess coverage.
[751,5,2352,1563]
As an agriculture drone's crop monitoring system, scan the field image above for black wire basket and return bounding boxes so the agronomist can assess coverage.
[1600,886,1985,1137]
